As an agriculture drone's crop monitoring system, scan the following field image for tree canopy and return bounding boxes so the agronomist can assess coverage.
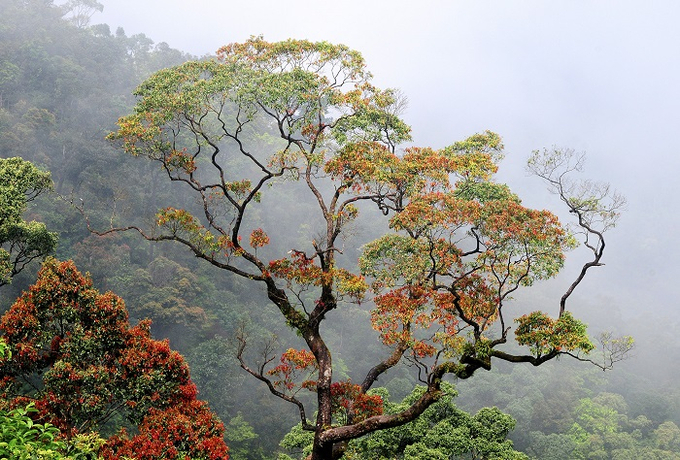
[0,258,228,460]
[0,157,57,287]
[105,37,627,459]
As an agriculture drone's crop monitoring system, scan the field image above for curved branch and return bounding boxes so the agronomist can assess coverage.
[527,147,625,316]
[236,331,314,431]
[490,348,560,366]
[318,384,442,446]
[360,341,408,393]
[319,355,487,448]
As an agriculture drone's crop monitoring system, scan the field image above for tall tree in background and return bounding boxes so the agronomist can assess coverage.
[0,157,57,287]
[0,258,228,460]
[60,0,104,29]
[107,37,627,460]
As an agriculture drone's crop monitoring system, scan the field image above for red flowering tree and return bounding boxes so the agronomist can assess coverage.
[0,258,228,459]
[101,400,228,460]
[104,38,628,459]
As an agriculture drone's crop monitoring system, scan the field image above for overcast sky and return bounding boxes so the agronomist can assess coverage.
[93,2,680,177]
[94,1,679,320]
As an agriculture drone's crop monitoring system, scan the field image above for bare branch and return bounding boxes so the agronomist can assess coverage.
[528,147,626,316]
[235,328,314,431]
[563,331,634,370]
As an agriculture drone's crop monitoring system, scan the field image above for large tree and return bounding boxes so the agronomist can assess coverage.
[0,258,228,460]
[106,37,627,460]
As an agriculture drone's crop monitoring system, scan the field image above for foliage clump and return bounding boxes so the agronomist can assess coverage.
[279,384,528,460]
[0,258,228,460]
[0,157,57,286]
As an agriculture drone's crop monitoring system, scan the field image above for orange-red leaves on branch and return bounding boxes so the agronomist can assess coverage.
[102,400,228,460]
[324,142,397,192]
[0,259,127,380]
[267,348,318,392]
[165,148,197,174]
[330,380,383,424]
[371,286,438,358]
[106,112,166,157]
[269,251,326,287]
[249,228,270,249]
[269,252,367,304]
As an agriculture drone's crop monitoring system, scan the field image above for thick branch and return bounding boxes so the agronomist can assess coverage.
[360,341,409,393]
[318,383,442,446]
[491,348,560,366]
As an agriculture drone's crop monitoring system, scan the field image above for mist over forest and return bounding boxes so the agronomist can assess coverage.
[1,0,679,459]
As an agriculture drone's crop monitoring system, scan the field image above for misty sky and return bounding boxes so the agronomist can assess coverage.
[93,1,680,320]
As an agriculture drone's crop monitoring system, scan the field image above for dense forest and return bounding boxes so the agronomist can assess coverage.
[1,1,679,459]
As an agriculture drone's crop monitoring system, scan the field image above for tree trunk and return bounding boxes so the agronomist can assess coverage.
[310,438,334,460]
